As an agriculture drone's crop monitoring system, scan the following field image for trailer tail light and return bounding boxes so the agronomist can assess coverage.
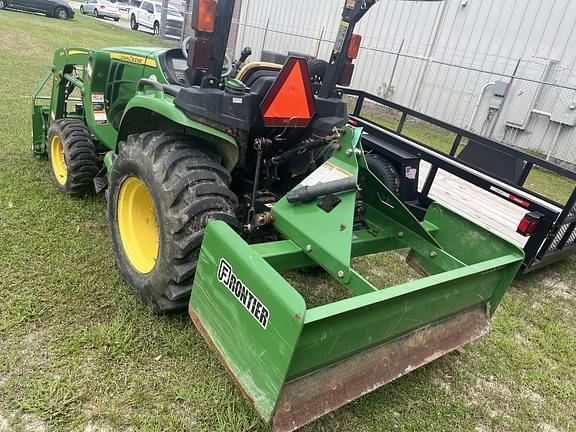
[348,34,362,59]
[260,57,316,128]
[338,63,355,86]
[516,211,544,236]
[192,0,217,33]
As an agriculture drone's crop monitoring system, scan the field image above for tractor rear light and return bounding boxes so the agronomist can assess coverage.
[516,211,544,236]
[338,63,355,87]
[260,57,316,128]
[192,0,217,33]
[348,34,362,59]
[190,37,213,70]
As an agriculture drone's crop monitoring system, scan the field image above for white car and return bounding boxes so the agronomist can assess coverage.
[129,1,183,37]
[80,0,120,20]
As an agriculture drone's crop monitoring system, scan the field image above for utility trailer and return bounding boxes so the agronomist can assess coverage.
[344,89,576,275]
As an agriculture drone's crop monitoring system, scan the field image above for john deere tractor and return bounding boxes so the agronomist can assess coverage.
[33,0,525,430]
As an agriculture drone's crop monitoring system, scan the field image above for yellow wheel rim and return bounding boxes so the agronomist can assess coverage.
[118,177,159,274]
[50,135,68,185]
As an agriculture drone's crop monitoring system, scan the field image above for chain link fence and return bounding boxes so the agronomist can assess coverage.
[149,0,576,170]
[229,0,576,171]
[414,58,576,169]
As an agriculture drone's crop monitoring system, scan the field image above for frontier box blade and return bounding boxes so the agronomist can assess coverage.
[189,126,524,431]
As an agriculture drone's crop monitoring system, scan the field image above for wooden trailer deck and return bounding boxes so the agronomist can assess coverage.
[418,162,562,248]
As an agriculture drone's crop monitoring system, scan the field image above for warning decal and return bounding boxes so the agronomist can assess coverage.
[334,21,350,53]
[300,161,352,187]
[91,93,104,105]
[94,111,108,124]
[91,93,108,125]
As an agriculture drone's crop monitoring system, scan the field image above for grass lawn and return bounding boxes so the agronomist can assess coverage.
[1,10,575,432]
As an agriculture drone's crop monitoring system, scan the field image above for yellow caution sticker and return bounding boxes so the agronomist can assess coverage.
[334,21,350,53]
[110,52,157,68]
[68,50,88,56]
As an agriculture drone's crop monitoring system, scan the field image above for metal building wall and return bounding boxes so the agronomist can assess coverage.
[235,0,576,166]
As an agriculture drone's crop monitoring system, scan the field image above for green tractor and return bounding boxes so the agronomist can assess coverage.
[33,0,524,429]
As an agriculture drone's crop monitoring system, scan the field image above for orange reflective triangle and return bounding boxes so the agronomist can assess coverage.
[260,57,316,127]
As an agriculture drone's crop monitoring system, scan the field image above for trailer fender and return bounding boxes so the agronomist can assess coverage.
[118,95,239,171]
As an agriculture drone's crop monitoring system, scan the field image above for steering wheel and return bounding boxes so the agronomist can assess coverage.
[181,36,233,78]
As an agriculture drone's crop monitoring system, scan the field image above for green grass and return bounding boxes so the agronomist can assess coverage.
[1,10,575,432]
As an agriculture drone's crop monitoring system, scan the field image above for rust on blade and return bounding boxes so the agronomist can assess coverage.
[272,305,490,432]
[188,305,263,417]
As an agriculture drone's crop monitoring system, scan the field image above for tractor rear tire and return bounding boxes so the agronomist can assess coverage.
[365,153,401,196]
[47,119,99,195]
[107,132,239,313]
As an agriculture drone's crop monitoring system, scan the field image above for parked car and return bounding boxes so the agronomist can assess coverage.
[129,1,183,38]
[115,0,130,12]
[80,0,120,21]
[0,0,75,19]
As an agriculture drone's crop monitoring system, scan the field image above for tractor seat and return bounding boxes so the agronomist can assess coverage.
[248,75,276,99]
[237,62,282,86]
[244,69,280,88]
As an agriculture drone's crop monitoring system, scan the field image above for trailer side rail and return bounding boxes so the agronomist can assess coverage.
[342,88,576,272]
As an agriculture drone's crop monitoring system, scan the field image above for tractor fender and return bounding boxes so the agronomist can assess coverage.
[118,94,239,171]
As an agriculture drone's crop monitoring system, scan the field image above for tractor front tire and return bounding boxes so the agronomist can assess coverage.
[47,119,99,194]
[107,132,239,313]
